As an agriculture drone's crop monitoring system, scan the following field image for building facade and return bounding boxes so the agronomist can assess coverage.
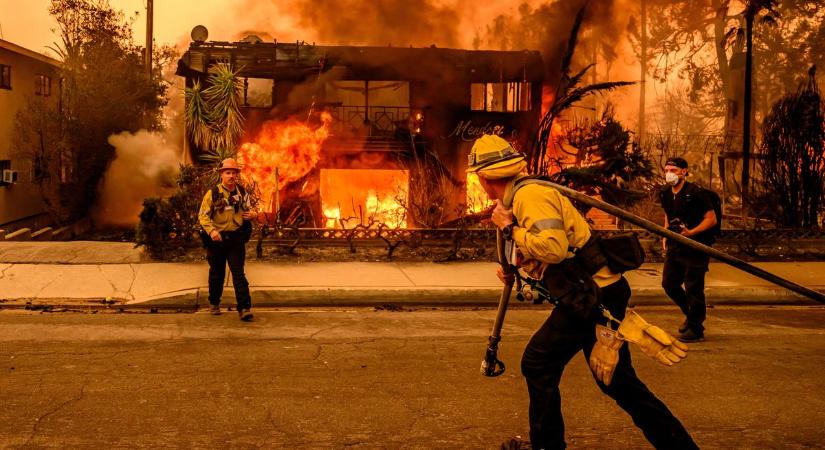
[0,39,61,230]
[177,38,544,227]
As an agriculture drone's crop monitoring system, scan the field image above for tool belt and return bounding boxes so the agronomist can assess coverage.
[534,233,644,319]
[539,238,604,319]
[199,221,252,248]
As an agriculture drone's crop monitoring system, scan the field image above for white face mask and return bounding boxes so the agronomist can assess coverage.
[665,172,681,186]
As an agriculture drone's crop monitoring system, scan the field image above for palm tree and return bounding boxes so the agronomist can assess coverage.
[531,4,635,175]
[183,62,245,157]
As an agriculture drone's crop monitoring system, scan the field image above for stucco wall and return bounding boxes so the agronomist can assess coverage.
[0,43,60,226]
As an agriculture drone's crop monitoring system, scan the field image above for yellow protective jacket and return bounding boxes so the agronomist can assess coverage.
[504,176,620,288]
[198,184,248,235]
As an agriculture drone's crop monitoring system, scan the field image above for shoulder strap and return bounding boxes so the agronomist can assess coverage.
[209,185,221,218]
[502,175,554,209]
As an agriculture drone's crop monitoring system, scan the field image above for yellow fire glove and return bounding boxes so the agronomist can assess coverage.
[617,310,688,366]
[589,324,623,386]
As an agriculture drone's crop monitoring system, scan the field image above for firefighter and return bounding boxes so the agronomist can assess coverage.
[467,135,697,450]
[198,158,257,321]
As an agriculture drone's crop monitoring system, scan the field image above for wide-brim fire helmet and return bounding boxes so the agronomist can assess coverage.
[466,134,527,179]
[216,158,242,172]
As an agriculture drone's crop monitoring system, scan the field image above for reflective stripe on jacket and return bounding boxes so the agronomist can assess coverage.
[505,177,620,288]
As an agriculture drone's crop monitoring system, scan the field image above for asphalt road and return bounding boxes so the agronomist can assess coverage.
[1,305,824,449]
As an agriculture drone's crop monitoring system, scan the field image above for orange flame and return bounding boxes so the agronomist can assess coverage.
[320,169,408,229]
[541,85,554,117]
[237,112,333,210]
[466,172,493,214]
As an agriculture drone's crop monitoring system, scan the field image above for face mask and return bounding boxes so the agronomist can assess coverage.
[665,172,681,186]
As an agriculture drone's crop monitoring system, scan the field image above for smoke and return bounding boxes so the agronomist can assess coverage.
[228,0,484,48]
[92,130,181,228]
[475,0,640,125]
[293,0,461,47]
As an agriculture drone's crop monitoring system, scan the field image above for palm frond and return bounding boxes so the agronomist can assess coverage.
[558,3,588,87]
[184,81,213,150]
[566,64,595,93]
[551,81,637,117]
[202,62,245,151]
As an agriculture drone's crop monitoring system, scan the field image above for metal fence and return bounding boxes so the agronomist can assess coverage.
[256,227,825,250]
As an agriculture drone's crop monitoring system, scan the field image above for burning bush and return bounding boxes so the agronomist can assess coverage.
[548,108,655,213]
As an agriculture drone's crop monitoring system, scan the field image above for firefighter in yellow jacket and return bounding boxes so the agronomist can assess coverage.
[198,158,257,321]
[467,135,697,450]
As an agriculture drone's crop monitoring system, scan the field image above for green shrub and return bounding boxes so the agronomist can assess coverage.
[136,164,211,258]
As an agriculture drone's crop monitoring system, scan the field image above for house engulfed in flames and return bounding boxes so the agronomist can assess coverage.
[176,33,544,229]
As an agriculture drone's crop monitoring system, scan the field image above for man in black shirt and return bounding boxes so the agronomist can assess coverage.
[659,157,718,342]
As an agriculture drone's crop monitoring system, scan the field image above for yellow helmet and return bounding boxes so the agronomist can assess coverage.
[467,134,526,179]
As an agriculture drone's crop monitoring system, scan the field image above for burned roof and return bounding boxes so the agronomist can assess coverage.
[176,41,544,83]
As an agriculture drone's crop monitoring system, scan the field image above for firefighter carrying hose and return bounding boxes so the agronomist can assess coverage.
[468,135,697,450]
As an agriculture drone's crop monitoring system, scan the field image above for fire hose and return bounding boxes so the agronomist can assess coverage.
[547,181,825,304]
[481,181,825,378]
[480,226,514,377]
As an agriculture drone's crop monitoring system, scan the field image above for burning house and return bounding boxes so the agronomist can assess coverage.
[176,30,544,229]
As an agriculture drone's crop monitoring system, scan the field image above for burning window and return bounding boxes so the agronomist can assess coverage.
[471,82,531,112]
[0,65,11,90]
[320,168,408,229]
[244,78,273,107]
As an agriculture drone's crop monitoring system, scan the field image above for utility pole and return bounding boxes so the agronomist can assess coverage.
[639,0,647,138]
[145,0,154,77]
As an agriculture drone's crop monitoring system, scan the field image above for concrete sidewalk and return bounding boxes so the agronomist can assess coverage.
[0,241,823,308]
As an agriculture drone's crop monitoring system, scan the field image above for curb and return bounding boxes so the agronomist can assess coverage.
[1,286,820,309]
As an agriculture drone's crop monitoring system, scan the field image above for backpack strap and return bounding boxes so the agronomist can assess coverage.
[208,185,221,218]
[209,184,248,218]
[502,175,554,209]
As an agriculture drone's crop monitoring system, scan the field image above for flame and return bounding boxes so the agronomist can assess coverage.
[541,85,554,117]
[466,172,493,214]
[320,169,408,229]
[237,112,333,210]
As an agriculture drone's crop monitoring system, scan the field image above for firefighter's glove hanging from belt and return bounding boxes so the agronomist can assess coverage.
[589,324,623,385]
[617,311,688,366]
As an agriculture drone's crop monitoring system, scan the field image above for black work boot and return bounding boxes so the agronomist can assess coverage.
[239,309,254,322]
[501,436,532,450]
[678,327,704,343]
[678,319,689,334]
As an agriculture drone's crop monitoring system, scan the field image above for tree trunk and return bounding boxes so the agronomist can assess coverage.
[713,0,735,136]
[742,12,754,211]
[638,0,647,138]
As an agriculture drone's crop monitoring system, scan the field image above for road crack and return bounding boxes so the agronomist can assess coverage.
[20,385,85,449]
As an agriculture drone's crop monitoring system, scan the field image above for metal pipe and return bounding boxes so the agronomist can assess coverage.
[544,181,825,304]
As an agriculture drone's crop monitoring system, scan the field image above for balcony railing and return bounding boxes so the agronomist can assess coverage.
[323,105,412,136]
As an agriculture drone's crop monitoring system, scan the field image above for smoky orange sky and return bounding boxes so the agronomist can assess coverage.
[0,0,532,54]
[1,0,648,129]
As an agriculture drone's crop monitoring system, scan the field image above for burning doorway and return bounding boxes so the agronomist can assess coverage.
[320,168,408,228]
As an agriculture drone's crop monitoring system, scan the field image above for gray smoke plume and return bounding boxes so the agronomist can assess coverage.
[92,130,181,227]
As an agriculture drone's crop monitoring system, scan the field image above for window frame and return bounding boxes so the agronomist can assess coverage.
[0,65,11,90]
[35,74,52,97]
[470,81,532,113]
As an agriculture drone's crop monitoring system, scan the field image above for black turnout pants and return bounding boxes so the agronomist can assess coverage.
[662,250,709,333]
[206,231,251,310]
[521,277,697,450]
